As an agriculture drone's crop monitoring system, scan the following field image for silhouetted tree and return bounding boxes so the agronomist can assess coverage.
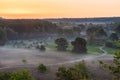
[71,37,87,53]
[0,27,7,45]
[55,38,68,51]
[87,25,107,45]
[115,24,120,34]
[87,25,107,37]
[105,41,114,48]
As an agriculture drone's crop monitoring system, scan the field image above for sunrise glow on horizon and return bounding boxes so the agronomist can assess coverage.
[0,0,120,19]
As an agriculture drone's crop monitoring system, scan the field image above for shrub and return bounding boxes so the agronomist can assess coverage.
[40,45,46,51]
[0,69,35,80]
[10,69,35,80]
[56,61,88,80]
[99,51,120,80]
[22,59,27,63]
[36,45,46,51]
[0,72,11,80]
[37,64,48,73]
[115,40,120,48]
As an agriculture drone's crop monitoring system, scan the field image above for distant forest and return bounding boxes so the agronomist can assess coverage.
[0,19,58,40]
[45,17,120,22]
[0,17,120,40]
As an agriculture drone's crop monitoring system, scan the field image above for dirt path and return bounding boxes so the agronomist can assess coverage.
[48,46,108,65]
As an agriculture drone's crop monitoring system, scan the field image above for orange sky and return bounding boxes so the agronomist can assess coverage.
[0,0,120,19]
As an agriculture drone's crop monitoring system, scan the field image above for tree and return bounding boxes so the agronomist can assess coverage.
[55,38,68,51]
[109,33,119,41]
[0,27,7,45]
[115,24,120,34]
[96,27,107,37]
[71,37,87,53]
[99,51,120,80]
[86,25,107,45]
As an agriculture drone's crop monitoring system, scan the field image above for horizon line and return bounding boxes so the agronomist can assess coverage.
[1,16,120,19]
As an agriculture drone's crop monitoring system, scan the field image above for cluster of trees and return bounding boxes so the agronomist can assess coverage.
[0,19,85,41]
[86,24,107,45]
[104,23,120,49]
[0,19,58,34]
[0,26,20,45]
[56,26,82,38]
[0,19,58,40]
[46,17,120,23]
[115,23,120,35]
[55,37,87,53]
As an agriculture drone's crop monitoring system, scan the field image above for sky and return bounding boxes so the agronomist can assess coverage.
[0,0,120,19]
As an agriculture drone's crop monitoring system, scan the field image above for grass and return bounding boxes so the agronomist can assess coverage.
[47,43,102,55]
[104,47,119,54]
[47,42,57,50]
[87,45,102,54]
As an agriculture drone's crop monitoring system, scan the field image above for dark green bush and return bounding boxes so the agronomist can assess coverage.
[0,72,11,80]
[0,69,35,80]
[10,70,34,80]
[37,64,48,73]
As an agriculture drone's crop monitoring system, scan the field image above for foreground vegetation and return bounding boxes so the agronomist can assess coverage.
[99,51,120,80]
[0,69,35,80]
